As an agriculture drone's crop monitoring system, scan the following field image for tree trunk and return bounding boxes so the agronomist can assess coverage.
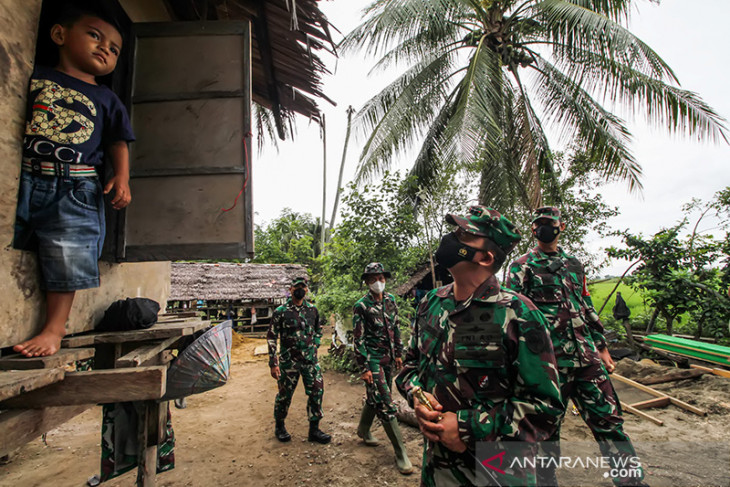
[327,106,355,238]
[320,115,327,253]
[622,319,634,347]
[696,311,704,339]
[393,396,418,428]
[663,311,674,336]
[646,308,660,334]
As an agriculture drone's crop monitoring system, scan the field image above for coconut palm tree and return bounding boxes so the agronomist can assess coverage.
[342,0,727,209]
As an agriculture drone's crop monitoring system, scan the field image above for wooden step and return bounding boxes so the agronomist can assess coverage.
[0,348,94,371]
[62,320,210,347]
[0,368,65,402]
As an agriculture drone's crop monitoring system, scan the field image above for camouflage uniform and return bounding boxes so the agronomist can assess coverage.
[396,206,563,487]
[267,297,324,423]
[506,206,644,486]
[353,290,403,422]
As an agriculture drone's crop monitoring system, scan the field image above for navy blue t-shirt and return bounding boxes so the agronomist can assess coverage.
[23,65,135,167]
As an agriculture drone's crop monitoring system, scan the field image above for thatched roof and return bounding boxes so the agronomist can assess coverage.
[166,0,336,137]
[394,263,433,296]
[169,262,308,301]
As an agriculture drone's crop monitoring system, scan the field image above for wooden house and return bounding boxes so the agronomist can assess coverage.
[168,262,308,334]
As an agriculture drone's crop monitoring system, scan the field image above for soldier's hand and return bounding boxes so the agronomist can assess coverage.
[270,366,280,380]
[361,370,374,385]
[394,357,403,370]
[438,412,467,453]
[598,347,616,373]
[414,391,444,442]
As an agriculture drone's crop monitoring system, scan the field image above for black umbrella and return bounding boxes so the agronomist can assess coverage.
[163,321,232,400]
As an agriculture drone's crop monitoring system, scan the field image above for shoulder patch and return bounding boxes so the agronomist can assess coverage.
[524,327,550,354]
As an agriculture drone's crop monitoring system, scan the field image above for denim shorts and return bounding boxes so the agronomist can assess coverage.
[13,172,106,291]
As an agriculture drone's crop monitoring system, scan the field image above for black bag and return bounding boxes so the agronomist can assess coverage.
[96,298,160,332]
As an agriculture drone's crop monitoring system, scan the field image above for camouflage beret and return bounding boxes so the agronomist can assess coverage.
[532,206,561,224]
[291,276,308,286]
[445,206,521,253]
[361,262,391,281]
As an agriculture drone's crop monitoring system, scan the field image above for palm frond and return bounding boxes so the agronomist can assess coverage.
[531,55,643,190]
[407,85,461,190]
[551,47,729,143]
[534,0,678,83]
[440,37,504,169]
[340,0,469,57]
[354,50,455,182]
[560,0,658,23]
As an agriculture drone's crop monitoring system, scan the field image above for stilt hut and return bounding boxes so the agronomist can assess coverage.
[168,262,308,334]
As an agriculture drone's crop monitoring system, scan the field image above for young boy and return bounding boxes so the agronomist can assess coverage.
[12,6,134,357]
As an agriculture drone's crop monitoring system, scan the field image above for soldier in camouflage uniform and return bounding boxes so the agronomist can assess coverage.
[396,206,563,487]
[506,207,647,486]
[267,277,331,444]
[353,262,414,475]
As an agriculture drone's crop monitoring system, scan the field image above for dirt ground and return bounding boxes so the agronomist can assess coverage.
[2,333,730,487]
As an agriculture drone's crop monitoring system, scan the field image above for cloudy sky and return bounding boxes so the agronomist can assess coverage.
[251,0,730,275]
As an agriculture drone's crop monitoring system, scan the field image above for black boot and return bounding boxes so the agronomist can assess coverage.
[308,420,331,444]
[275,419,291,442]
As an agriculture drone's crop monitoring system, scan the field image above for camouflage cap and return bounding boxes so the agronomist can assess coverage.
[532,206,561,224]
[291,276,308,287]
[361,262,392,281]
[445,205,522,253]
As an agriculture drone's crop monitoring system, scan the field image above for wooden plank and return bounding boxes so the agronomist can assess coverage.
[159,311,198,318]
[637,369,706,385]
[668,397,707,416]
[613,373,706,416]
[116,337,180,368]
[0,348,95,370]
[136,401,159,487]
[690,364,730,379]
[629,397,670,409]
[621,401,664,426]
[0,366,166,408]
[61,334,95,348]
[612,374,667,398]
[0,368,65,402]
[0,405,90,457]
[61,321,209,347]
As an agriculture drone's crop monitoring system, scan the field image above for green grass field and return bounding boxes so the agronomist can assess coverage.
[588,278,649,320]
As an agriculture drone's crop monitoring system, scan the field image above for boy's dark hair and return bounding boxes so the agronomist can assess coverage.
[54,3,123,38]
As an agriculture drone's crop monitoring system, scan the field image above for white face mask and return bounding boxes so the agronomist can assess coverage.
[369,281,386,294]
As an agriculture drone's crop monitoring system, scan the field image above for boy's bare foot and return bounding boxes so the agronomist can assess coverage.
[13,331,64,357]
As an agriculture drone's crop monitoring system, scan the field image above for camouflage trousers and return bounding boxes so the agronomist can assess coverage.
[540,363,644,486]
[364,355,398,422]
[274,361,324,422]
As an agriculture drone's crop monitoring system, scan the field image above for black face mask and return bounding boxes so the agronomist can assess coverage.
[534,224,560,243]
[435,232,479,270]
[292,288,306,300]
